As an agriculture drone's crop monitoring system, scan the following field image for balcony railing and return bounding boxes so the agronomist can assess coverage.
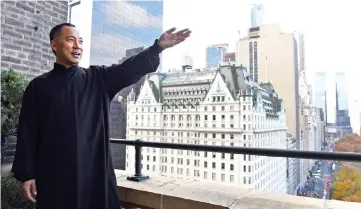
[110,138,361,182]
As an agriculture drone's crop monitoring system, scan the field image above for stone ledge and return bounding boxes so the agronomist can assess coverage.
[115,169,361,209]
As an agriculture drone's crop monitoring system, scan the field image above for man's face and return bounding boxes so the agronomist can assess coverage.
[51,26,83,66]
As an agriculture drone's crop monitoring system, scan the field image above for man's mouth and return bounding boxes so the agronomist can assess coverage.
[71,52,81,58]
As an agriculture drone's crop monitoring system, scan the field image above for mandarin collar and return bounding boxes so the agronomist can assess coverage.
[53,63,79,72]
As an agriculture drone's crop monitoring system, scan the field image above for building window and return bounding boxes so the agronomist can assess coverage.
[230,175,234,182]
[221,174,225,182]
[212,173,216,180]
[230,164,234,171]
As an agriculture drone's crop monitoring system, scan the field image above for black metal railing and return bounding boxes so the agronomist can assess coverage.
[110,138,361,182]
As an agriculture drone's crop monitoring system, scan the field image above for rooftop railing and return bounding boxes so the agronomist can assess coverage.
[110,139,361,182]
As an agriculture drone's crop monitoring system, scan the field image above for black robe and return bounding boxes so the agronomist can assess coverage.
[11,40,163,209]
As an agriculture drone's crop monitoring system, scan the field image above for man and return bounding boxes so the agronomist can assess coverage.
[11,23,191,209]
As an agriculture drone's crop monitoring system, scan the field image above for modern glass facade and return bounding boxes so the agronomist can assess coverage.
[250,4,264,27]
[335,72,351,127]
[86,0,163,170]
[206,46,228,68]
[335,72,348,111]
[206,47,221,68]
[314,72,327,118]
[90,0,163,67]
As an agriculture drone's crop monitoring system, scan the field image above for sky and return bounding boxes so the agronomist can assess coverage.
[75,0,360,133]
[89,0,163,65]
[161,0,361,133]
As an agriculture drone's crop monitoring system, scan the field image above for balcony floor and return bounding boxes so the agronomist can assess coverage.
[114,170,361,209]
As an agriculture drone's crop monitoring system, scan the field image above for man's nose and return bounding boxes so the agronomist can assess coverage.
[73,40,81,49]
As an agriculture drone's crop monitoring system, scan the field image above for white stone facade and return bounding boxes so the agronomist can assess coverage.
[125,65,288,194]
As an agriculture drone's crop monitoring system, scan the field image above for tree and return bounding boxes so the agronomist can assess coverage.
[334,134,361,153]
[332,166,361,202]
[1,69,29,162]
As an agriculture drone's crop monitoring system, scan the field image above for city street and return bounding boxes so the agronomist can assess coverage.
[313,158,335,199]
[314,160,328,199]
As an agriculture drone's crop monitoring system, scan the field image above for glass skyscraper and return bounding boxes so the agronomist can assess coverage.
[250,4,264,27]
[335,72,351,127]
[314,72,327,118]
[69,0,163,169]
[206,44,228,68]
[89,0,163,68]
[335,72,348,111]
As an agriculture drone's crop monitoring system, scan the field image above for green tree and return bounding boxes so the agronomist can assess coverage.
[332,166,361,202]
[1,69,29,162]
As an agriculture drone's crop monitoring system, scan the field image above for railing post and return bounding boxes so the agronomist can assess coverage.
[127,139,149,182]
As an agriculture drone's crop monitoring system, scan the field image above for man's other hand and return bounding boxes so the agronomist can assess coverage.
[158,27,191,49]
[22,179,37,203]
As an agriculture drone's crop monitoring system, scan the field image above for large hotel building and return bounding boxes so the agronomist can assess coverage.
[125,65,288,193]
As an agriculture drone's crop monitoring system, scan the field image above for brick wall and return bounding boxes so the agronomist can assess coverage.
[1,0,68,78]
[1,1,68,164]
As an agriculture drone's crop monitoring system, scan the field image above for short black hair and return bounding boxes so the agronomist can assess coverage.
[49,23,76,54]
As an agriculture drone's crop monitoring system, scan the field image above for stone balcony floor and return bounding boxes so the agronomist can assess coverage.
[115,169,361,209]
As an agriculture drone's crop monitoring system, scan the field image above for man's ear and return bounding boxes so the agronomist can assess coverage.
[50,40,57,54]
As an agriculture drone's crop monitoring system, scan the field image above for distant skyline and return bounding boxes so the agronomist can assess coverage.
[162,0,361,133]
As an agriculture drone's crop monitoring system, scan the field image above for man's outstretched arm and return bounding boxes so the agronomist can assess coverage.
[11,81,39,203]
[97,28,191,100]
[98,39,163,99]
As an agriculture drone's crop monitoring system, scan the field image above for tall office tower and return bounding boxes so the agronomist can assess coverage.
[250,4,264,27]
[314,72,327,119]
[236,23,299,145]
[69,0,163,169]
[236,23,300,191]
[206,44,228,68]
[126,65,288,194]
[69,0,163,68]
[335,72,353,135]
[298,33,305,74]
[335,72,349,112]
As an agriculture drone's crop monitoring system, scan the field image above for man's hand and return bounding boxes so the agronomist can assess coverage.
[157,27,191,49]
[22,179,37,203]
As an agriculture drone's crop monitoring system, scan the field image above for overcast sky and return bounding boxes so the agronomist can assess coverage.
[161,0,361,133]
